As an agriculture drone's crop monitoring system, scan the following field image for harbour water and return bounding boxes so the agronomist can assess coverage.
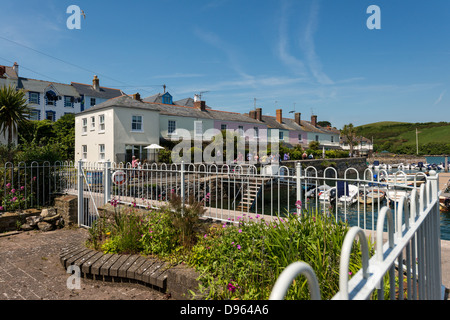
[323,166,450,241]
[253,166,450,241]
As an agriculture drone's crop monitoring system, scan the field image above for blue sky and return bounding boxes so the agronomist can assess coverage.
[1,0,450,129]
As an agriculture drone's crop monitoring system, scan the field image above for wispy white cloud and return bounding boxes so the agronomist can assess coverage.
[277,1,308,77]
[300,0,334,85]
[193,27,252,81]
[434,90,446,105]
[277,0,333,85]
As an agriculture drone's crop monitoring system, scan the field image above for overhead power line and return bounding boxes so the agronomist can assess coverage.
[0,34,154,95]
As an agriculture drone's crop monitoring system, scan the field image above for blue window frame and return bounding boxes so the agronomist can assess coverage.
[29,92,40,104]
[30,109,40,120]
[45,111,56,122]
[64,96,74,108]
[162,93,173,104]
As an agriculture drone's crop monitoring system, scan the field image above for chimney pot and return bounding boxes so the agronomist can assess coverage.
[13,62,18,76]
[276,109,282,123]
[256,108,262,121]
[295,112,301,125]
[132,93,141,101]
[194,100,206,111]
[93,75,99,90]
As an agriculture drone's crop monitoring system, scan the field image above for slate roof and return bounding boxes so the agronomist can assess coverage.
[173,97,211,109]
[77,95,161,115]
[152,101,263,124]
[142,93,165,103]
[0,64,18,79]
[17,78,81,97]
[256,114,340,135]
[71,82,124,100]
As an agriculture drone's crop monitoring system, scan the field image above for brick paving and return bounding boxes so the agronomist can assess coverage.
[0,228,168,300]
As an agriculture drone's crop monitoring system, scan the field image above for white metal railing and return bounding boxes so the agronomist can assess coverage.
[269,171,442,300]
[3,160,442,299]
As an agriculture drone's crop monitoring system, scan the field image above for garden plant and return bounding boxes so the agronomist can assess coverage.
[86,195,385,300]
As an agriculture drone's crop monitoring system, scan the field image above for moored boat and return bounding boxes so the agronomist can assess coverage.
[358,188,386,205]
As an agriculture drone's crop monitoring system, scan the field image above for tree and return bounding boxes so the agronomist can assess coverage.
[341,123,358,156]
[0,85,31,146]
[50,113,75,160]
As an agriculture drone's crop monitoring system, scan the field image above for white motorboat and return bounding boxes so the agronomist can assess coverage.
[386,189,410,205]
[318,187,336,203]
[338,184,359,205]
[306,185,332,198]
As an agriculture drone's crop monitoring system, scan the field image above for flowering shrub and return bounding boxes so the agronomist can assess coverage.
[86,194,374,300]
[0,183,33,212]
[187,212,373,300]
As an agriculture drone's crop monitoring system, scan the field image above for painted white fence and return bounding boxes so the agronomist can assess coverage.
[2,160,442,299]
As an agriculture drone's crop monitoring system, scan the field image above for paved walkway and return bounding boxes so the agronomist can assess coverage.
[0,228,168,300]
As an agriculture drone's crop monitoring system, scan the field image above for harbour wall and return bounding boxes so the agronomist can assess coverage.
[281,157,367,178]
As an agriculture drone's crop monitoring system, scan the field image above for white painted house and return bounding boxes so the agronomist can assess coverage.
[75,94,160,163]
[71,75,124,112]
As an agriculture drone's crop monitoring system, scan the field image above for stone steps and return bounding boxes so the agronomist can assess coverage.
[59,245,202,299]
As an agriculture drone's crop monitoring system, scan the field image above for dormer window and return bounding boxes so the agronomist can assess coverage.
[45,90,57,106]
[162,92,173,104]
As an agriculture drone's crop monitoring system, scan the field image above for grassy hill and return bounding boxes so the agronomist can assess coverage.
[355,121,450,155]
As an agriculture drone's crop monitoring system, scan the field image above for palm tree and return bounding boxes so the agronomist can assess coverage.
[341,123,358,157]
[0,85,31,147]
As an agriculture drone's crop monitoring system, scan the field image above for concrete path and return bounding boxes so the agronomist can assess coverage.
[0,228,168,300]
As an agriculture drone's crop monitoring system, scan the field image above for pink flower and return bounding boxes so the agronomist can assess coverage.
[237,245,241,250]
[20,186,24,190]
[10,189,15,194]
[238,229,242,233]
[6,183,11,188]
[0,206,3,211]
[295,200,302,210]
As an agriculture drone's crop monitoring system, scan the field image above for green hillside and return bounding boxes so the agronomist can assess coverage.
[355,121,450,155]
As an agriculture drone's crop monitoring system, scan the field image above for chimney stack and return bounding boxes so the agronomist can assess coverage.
[13,62,18,76]
[132,92,141,101]
[194,100,206,111]
[276,109,282,123]
[311,115,317,127]
[256,108,262,121]
[295,112,301,125]
[249,110,256,119]
[93,75,100,90]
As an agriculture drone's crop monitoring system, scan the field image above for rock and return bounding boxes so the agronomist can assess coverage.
[20,223,34,231]
[26,216,41,227]
[43,213,61,223]
[55,218,65,229]
[37,221,54,232]
[40,208,56,218]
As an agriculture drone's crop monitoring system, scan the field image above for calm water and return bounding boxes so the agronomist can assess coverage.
[252,166,450,241]
[426,156,449,165]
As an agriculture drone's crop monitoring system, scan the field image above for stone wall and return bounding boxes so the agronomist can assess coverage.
[54,195,78,226]
[282,157,368,177]
[0,209,41,232]
[370,154,426,165]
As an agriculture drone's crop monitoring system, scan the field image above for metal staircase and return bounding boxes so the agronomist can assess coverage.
[236,177,269,211]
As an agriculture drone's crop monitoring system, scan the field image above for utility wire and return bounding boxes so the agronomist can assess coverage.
[0,34,155,95]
